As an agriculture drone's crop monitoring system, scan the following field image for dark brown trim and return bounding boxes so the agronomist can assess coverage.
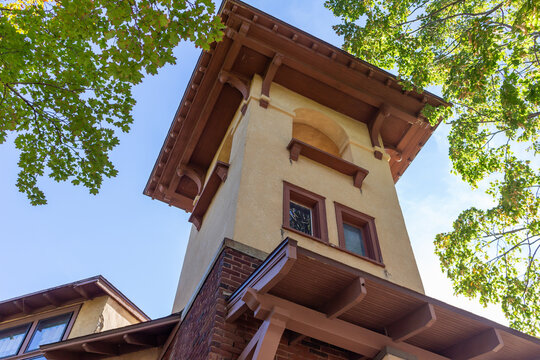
[442,328,504,359]
[282,181,328,243]
[41,314,181,360]
[189,161,230,230]
[287,139,369,190]
[334,202,383,265]
[385,303,437,342]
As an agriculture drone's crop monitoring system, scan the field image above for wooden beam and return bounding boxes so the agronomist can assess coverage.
[442,328,504,360]
[42,292,62,307]
[238,307,289,360]
[227,240,297,322]
[123,333,157,347]
[13,300,32,314]
[385,303,436,342]
[242,289,450,360]
[322,277,366,319]
[73,285,90,300]
[82,342,119,356]
[260,53,283,108]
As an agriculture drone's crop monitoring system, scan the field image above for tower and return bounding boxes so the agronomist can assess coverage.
[143,1,540,360]
[144,7,444,314]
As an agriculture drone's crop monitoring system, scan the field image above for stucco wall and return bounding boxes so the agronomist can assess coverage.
[100,296,139,332]
[69,296,141,338]
[233,75,423,293]
[69,296,108,338]
[172,100,250,312]
[173,74,424,311]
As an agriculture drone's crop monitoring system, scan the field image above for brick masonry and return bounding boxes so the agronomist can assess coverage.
[164,244,356,360]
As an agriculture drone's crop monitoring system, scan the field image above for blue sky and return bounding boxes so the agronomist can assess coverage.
[0,0,506,324]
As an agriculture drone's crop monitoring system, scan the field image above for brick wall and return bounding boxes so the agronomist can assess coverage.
[164,244,355,360]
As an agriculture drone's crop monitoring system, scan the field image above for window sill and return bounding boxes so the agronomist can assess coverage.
[282,226,328,244]
[287,138,369,190]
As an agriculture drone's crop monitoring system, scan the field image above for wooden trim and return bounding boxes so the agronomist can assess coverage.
[188,161,230,230]
[227,239,297,322]
[242,289,449,360]
[287,139,369,190]
[385,303,436,342]
[0,305,80,360]
[321,277,366,319]
[442,328,504,360]
[260,53,283,108]
[334,202,383,265]
[368,105,391,159]
[238,307,288,360]
[282,181,328,243]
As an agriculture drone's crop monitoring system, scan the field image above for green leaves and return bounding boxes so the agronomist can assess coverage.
[0,0,224,204]
[327,0,540,334]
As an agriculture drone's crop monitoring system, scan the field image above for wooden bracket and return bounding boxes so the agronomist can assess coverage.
[219,70,250,100]
[442,328,504,360]
[260,53,283,108]
[238,306,289,360]
[385,303,436,342]
[176,163,206,195]
[322,277,367,319]
[369,104,391,159]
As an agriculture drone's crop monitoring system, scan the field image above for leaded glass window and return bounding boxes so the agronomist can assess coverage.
[25,313,72,352]
[343,223,366,257]
[0,323,31,358]
[289,201,313,235]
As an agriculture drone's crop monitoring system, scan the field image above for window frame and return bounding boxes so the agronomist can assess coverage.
[283,181,328,243]
[0,305,80,360]
[334,202,384,266]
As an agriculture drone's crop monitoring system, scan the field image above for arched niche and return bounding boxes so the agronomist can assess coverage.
[292,108,350,159]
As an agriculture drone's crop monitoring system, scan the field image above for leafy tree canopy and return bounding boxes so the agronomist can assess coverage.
[326,0,540,334]
[0,0,223,204]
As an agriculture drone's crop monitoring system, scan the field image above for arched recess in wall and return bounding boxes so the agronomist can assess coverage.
[292,108,351,160]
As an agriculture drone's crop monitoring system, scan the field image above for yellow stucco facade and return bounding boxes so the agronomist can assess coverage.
[173,75,424,312]
[68,295,140,338]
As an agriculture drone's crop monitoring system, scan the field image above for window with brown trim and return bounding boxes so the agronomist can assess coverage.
[0,306,79,359]
[283,182,328,242]
[335,202,383,265]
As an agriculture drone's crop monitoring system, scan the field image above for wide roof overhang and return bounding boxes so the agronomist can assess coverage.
[0,276,149,323]
[227,238,540,359]
[41,314,180,360]
[144,0,449,211]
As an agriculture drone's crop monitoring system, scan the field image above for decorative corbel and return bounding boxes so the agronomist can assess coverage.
[176,164,206,196]
[260,53,283,108]
[369,104,391,159]
[219,70,251,115]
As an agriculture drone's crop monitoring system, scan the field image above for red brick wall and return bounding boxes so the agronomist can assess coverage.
[165,244,354,360]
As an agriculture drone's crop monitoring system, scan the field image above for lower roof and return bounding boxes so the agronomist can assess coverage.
[228,238,540,359]
[41,313,180,359]
[0,276,149,323]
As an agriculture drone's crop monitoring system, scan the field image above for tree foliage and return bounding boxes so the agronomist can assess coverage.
[0,0,223,204]
[326,0,540,333]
